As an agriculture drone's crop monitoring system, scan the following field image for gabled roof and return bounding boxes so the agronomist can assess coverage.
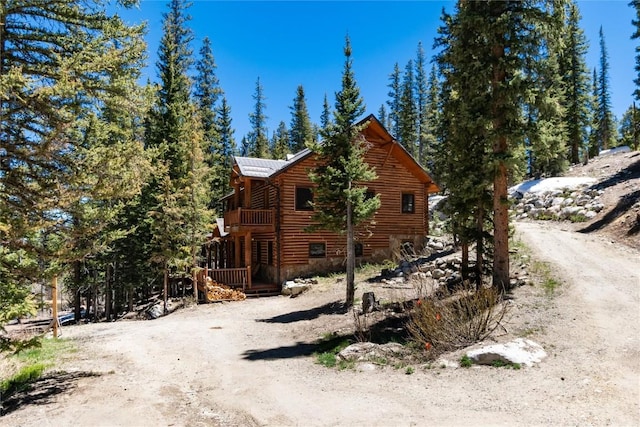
[234,157,290,179]
[231,114,439,193]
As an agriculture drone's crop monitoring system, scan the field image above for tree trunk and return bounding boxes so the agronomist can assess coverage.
[491,39,510,291]
[192,250,198,300]
[461,240,469,282]
[73,260,82,322]
[475,202,484,290]
[163,262,169,314]
[105,264,112,321]
[346,197,355,307]
[493,153,510,290]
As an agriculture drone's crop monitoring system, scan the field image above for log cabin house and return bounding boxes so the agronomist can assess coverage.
[204,114,439,296]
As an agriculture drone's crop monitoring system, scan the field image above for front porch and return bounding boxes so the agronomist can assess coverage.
[204,267,280,297]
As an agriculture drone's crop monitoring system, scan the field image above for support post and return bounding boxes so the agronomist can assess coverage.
[52,275,59,338]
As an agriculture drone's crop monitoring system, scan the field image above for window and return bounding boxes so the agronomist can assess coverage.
[295,187,314,211]
[355,242,363,257]
[309,242,326,258]
[365,190,376,201]
[402,193,415,213]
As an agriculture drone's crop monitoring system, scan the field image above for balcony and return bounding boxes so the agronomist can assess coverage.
[224,208,275,232]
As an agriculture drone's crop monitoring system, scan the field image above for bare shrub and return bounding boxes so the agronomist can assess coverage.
[407,285,508,358]
[352,308,371,343]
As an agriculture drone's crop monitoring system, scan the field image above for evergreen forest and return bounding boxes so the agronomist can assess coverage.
[1,0,638,352]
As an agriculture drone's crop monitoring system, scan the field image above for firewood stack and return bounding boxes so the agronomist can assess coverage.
[199,277,246,302]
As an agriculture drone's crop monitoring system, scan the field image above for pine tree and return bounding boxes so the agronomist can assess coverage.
[146,0,213,303]
[415,42,429,165]
[248,77,269,158]
[148,0,194,180]
[320,94,332,131]
[423,65,440,174]
[182,110,213,299]
[618,104,640,149]
[308,36,380,307]
[398,60,418,157]
[386,63,402,139]
[216,95,237,167]
[596,26,616,151]
[378,104,388,130]
[271,121,291,159]
[525,1,567,178]
[240,136,250,156]
[563,2,591,164]
[289,85,315,152]
[632,0,640,101]
[436,0,552,289]
[588,67,600,158]
[194,36,224,212]
[0,0,147,333]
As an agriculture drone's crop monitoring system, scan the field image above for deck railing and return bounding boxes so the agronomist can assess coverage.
[207,267,251,291]
[224,208,273,228]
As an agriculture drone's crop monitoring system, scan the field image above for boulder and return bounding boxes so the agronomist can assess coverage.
[281,280,310,297]
[432,268,446,280]
[338,342,408,362]
[145,302,165,320]
[466,338,547,367]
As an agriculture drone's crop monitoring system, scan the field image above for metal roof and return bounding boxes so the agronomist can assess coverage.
[234,157,290,178]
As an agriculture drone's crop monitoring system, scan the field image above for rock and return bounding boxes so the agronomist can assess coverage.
[281,281,310,297]
[428,241,445,251]
[145,303,165,320]
[466,338,547,367]
[432,268,446,280]
[362,292,377,313]
[338,342,408,361]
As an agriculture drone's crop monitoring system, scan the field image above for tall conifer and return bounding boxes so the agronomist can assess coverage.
[563,2,591,164]
[386,63,402,139]
[415,42,429,165]
[437,0,552,289]
[398,60,418,157]
[308,36,380,306]
[632,0,640,101]
[0,0,147,332]
[289,85,315,152]
[596,26,616,150]
[248,77,269,158]
[194,36,224,212]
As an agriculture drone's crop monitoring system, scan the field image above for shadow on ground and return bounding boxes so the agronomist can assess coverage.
[578,189,640,234]
[244,309,410,362]
[589,155,640,192]
[1,371,101,416]
[256,301,348,324]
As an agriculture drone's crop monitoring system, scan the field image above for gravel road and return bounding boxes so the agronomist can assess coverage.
[2,221,639,426]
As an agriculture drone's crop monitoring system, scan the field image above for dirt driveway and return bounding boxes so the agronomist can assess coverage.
[2,221,639,426]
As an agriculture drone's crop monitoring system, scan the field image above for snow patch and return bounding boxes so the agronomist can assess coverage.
[599,146,631,156]
[509,177,596,195]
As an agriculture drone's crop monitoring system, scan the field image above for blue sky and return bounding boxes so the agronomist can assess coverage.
[117,1,637,144]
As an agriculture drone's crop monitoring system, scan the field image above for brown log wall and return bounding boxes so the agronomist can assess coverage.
[275,142,428,276]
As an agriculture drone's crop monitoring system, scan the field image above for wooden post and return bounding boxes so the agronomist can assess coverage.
[52,275,58,338]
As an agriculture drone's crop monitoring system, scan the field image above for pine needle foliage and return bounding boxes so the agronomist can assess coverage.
[1,0,147,336]
[308,36,381,306]
[436,0,559,290]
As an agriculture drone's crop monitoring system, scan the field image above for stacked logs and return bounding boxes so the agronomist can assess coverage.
[198,277,246,302]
